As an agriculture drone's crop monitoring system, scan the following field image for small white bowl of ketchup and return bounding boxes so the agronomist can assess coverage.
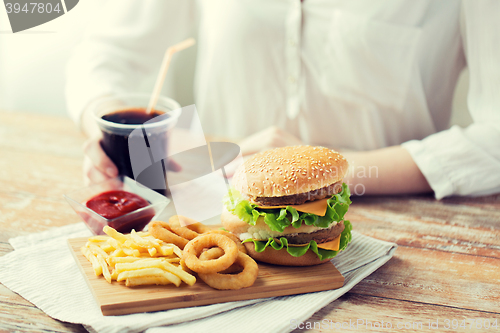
[64,176,169,235]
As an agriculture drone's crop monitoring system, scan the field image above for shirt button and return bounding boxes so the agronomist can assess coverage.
[289,39,296,47]
[289,76,296,83]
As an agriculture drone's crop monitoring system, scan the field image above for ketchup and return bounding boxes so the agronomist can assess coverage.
[86,190,154,233]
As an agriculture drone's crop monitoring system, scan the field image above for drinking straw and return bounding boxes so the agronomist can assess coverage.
[146,38,196,113]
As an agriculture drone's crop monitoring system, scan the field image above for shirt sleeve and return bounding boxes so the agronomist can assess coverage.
[65,0,196,125]
[402,0,500,199]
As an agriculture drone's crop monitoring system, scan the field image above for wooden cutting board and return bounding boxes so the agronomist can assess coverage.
[68,237,344,316]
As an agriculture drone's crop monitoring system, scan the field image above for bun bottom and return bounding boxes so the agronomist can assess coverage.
[243,242,331,266]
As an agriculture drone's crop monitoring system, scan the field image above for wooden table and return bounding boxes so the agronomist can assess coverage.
[1,111,499,332]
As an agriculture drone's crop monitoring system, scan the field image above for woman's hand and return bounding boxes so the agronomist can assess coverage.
[82,137,118,185]
[82,136,182,185]
[238,126,303,156]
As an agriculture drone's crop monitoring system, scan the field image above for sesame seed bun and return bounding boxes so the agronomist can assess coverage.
[232,146,348,199]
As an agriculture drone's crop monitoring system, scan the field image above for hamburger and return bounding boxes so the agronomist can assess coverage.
[222,145,352,266]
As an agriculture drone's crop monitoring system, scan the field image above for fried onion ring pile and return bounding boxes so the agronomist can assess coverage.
[169,215,212,234]
[149,221,191,249]
[198,247,259,290]
[183,234,238,274]
[148,215,259,289]
[205,230,247,254]
[149,216,247,252]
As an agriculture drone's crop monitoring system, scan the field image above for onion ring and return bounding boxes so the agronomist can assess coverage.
[183,234,238,274]
[168,215,182,227]
[149,221,189,249]
[169,224,199,240]
[177,215,212,234]
[169,215,212,235]
[200,247,225,259]
[205,230,247,254]
[180,258,194,275]
[198,248,259,290]
[200,248,242,274]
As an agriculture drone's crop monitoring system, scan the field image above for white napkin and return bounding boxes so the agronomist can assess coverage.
[0,223,396,333]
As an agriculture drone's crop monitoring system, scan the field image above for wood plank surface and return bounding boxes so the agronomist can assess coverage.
[0,149,84,199]
[68,238,344,316]
[0,301,88,333]
[350,246,500,312]
[295,294,500,333]
[0,192,81,242]
[347,204,500,259]
[0,112,84,157]
[2,111,500,332]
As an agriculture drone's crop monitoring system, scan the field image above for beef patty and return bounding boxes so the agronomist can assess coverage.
[251,181,343,206]
[281,221,345,245]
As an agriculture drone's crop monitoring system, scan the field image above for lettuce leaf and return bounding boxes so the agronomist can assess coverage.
[243,220,353,261]
[223,183,351,232]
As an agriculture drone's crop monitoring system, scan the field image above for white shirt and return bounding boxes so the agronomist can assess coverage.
[66,0,500,199]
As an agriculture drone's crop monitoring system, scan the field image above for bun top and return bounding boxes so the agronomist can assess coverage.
[232,145,348,198]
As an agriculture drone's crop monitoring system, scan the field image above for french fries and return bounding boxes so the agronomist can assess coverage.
[80,226,195,287]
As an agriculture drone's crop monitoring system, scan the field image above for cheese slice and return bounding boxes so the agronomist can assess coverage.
[317,235,341,251]
[256,198,329,216]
